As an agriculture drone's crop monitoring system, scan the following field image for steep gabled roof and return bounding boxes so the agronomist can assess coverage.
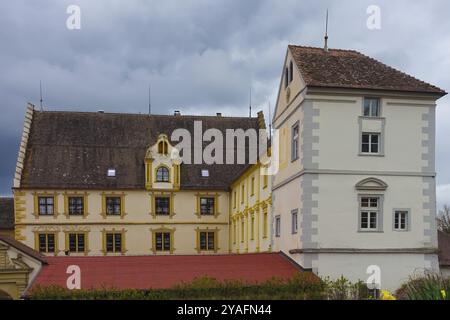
[0,235,47,264]
[288,45,446,96]
[0,198,14,230]
[20,111,262,190]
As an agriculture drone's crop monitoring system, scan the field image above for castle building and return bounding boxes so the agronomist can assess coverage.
[271,45,446,290]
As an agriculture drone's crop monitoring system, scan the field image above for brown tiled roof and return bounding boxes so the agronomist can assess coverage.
[29,253,306,291]
[0,198,14,230]
[0,235,47,264]
[20,111,260,190]
[288,45,446,95]
[438,231,450,266]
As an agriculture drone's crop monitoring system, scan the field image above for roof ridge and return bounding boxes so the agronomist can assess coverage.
[288,44,360,54]
[35,110,259,120]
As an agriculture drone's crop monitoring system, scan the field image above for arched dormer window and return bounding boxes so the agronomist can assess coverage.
[156,166,170,182]
[158,140,168,155]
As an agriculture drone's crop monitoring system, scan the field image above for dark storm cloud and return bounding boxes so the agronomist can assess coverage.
[0,0,449,207]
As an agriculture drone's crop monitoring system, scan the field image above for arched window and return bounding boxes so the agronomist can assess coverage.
[158,141,168,155]
[156,166,170,182]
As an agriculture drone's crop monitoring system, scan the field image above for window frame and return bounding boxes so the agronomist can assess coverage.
[36,232,57,254]
[275,215,281,237]
[106,196,122,216]
[66,232,88,254]
[393,209,410,232]
[361,132,381,154]
[199,197,215,216]
[363,97,381,118]
[155,165,170,183]
[291,209,298,234]
[358,195,384,232]
[104,232,124,254]
[155,196,171,216]
[38,196,55,216]
[291,122,300,161]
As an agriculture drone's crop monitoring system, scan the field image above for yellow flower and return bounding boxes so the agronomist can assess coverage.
[380,290,396,300]
[441,290,447,299]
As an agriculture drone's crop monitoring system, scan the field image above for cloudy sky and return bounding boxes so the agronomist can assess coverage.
[0,0,449,208]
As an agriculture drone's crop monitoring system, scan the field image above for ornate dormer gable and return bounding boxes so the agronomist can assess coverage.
[355,177,388,191]
[145,134,181,190]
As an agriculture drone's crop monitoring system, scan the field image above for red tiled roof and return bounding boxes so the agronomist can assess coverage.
[288,45,447,95]
[30,253,302,291]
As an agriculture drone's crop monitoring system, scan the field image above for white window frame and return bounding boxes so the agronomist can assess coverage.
[361,133,380,154]
[363,98,381,118]
[393,209,410,231]
[291,122,299,161]
[359,195,383,232]
[275,215,281,237]
[291,210,298,234]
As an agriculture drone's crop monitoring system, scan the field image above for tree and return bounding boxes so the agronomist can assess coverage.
[437,205,450,234]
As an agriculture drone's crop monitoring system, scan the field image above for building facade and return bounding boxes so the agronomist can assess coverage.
[271,45,446,290]
[13,108,272,257]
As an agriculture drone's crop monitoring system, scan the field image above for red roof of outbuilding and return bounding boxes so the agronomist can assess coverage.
[30,253,302,291]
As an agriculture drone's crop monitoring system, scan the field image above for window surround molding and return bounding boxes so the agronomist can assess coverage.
[355,177,388,191]
[291,121,300,162]
[393,208,411,232]
[150,227,175,254]
[63,191,89,219]
[195,192,220,218]
[101,192,126,219]
[101,228,126,255]
[275,215,281,237]
[291,209,298,234]
[32,191,59,219]
[150,191,175,218]
[358,116,386,157]
[34,231,59,256]
[64,230,90,255]
[195,227,219,253]
[357,194,384,233]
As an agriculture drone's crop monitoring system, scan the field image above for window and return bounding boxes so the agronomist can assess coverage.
[105,233,122,253]
[199,231,215,251]
[291,123,299,161]
[241,185,245,203]
[200,197,215,215]
[241,220,245,242]
[360,197,380,231]
[156,166,170,182]
[38,196,54,215]
[251,215,255,240]
[155,197,170,215]
[201,169,209,177]
[361,133,380,154]
[289,61,294,83]
[263,210,268,238]
[68,197,84,216]
[292,210,298,234]
[285,67,289,88]
[394,210,409,231]
[233,191,237,208]
[107,169,116,177]
[251,176,255,196]
[68,233,85,253]
[233,222,237,243]
[363,98,380,117]
[106,197,121,215]
[155,232,171,251]
[158,140,168,154]
[38,233,56,253]
[275,216,281,237]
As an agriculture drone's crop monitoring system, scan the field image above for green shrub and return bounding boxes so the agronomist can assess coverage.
[396,272,450,300]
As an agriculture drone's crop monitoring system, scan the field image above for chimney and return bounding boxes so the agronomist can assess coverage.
[216,112,222,117]
[174,110,181,116]
[257,111,266,129]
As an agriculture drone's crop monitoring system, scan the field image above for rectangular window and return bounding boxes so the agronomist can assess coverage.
[263,211,268,238]
[285,67,289,88]
[251,216,255,240]
[275,216,281,237]
[38,196,54,215]
[69,233,85,253]
[38,233,55,253]
[241,220,245,242]
[199,231,215,251]
[360,197,379,231]
[394,211,409,231]
[233,222,236,244]
[241,185,245,203]
[363,98,380,117]
[251,176,255,196]
[106,197,121,215]
[233,191,237,208]
[155,232,171,251]
[291,123,299,161]
[200,197,215,215]
[155,197,170,215]
[68,197,84,216]
[361,133,380,154]
[292,210,298,234]
[106,233,122,253]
